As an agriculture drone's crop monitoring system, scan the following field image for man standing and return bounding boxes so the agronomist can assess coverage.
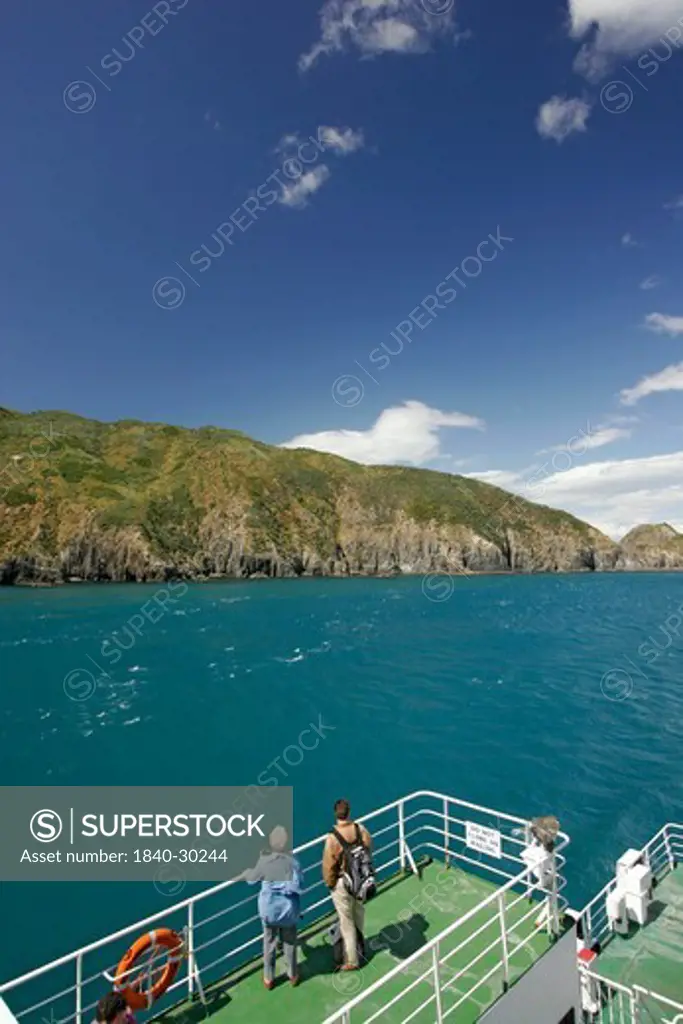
[323,798,374,970]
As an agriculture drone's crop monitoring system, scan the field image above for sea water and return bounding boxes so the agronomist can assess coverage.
[1,573,682,983]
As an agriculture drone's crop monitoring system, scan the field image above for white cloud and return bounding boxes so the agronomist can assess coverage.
[664,195,683,211]
[299,0,458,72]
[276,126,365,157]
[621,232,637,247]
[579,426,633,449]
[318,125,365,155]
[470,451,683,539]
[278,165,332,208]
[529,452,683,539]
[540,425,632,453]
[275,133,302,152]
[367,17,418,51]
[274,125,365,207]
[605,414,640,426]
[280,400,484,465]
[639,275,662,291]
[536,96,591,142]
[569,0,683,79]
[467,469,523,489]
[620,361,683,405]
[644,312,683,335]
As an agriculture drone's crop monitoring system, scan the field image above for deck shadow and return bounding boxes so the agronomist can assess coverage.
[298,937,336,981]
[366,913,430,962]
[645,898,669,926]
[616,899,669,942]
[166,989,233,1024]
[296,912,430,983]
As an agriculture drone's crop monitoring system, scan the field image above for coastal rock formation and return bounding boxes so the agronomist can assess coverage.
[615,523,683,571]
[0,407,672,585]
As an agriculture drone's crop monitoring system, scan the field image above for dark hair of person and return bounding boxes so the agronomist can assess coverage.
[96,993,128,1023]
[334,799,350,821]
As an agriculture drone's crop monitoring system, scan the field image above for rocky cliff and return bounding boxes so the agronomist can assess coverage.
[0,407,671,585]
[615,523,683,571]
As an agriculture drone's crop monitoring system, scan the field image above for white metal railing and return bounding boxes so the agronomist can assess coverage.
[579,823,683,1024]
[580,971,640,1024]
[580,969,683,1024]
[579,823,683,951]
[323,864,569,1024]
[0,791,569,1024]
[631,985,683,1024]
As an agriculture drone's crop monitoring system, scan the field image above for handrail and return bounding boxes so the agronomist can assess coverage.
[579,821,683,944]
[0,790,422,992]
[578,824,683,1024]
[581,968,637,997]
[0,790,553,1000]
[321,858,557,1024]
[632,984,683,1013]
[582,967,683,1020]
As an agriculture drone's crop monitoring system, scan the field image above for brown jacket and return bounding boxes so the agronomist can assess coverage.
[322,819,372,889]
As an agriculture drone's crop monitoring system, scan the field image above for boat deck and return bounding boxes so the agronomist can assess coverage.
[155,861,553,1024]
[593,866,683,1012]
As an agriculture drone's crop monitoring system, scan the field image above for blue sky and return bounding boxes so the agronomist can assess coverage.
[3,0,683,537]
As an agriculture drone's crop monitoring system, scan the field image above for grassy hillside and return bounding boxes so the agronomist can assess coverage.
[0,408,616,582]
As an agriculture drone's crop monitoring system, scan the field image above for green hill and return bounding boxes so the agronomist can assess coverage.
[0,407,618,583]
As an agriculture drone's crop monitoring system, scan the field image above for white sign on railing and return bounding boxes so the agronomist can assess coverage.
[466,822,502,859]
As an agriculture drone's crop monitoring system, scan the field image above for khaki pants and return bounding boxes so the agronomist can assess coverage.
[332,878,365,966]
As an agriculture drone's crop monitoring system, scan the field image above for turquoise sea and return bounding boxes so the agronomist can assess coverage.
[1,573,683,986]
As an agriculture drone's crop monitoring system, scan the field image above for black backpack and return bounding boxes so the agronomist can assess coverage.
[328,921,367,967]
[332,824,377,902]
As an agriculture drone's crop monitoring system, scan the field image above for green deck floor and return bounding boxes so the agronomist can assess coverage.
[157,862,554,1024]
[593,866,683,1015]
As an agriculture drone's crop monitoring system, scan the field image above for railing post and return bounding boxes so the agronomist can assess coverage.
[432,942,444,1023]
[497,892,510,992]
[399,800,406,872]
[187,902,195,997]
[547,851,560,937]
[630,986,640,1023]
[76,954,82,1024]
[585,906,593,948]
[664,827,674,871]
[443,798,450,868]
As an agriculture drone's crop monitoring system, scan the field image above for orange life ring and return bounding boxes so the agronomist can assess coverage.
[115,928,184,1010]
